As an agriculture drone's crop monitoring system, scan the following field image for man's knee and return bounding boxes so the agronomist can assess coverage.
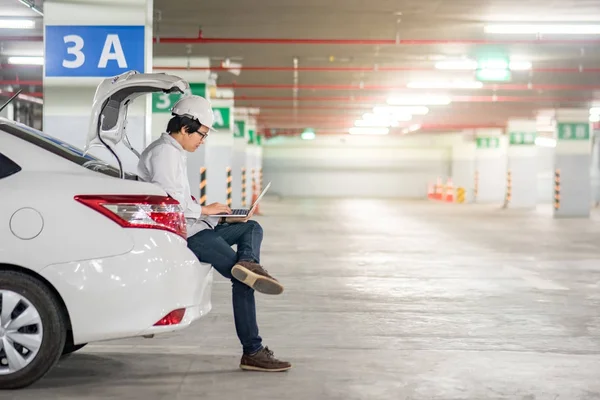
[246,220,263,237]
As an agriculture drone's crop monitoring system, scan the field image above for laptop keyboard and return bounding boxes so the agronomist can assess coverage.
[230,209,248,215]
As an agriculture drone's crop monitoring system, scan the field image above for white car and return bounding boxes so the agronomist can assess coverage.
[0,71,213,390]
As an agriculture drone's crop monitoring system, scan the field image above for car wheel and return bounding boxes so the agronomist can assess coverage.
[0,271,67,390]
[61,342,87,358]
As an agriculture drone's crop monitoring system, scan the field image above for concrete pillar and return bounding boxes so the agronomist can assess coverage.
[505,119,538,208]
[245,117,263,199]
[204,97,234,205]
[590,128,600,206]
[43,0,153,174]
[553,109,593,218]
[150,56,211,200]
[232,110,250,207]
[451,133,476,202]
[474,128,508,203]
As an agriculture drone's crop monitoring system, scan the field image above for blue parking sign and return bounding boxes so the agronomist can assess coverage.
[45,25,145,77]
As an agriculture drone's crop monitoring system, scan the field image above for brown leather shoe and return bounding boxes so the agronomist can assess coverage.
[231,261,284,295]
[240,347,292,372]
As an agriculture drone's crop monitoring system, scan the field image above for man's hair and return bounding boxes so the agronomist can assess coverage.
[167,115,202,135]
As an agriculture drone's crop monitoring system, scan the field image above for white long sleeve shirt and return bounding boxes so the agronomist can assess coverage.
[137,132,219,238]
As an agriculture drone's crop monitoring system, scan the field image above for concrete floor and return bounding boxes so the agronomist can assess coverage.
[9,199,600,399]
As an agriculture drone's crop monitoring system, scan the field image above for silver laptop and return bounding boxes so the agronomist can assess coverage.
[219,182,271,217]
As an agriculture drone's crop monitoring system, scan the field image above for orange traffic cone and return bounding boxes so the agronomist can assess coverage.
[434,177,443,200]
[427,183,434,199]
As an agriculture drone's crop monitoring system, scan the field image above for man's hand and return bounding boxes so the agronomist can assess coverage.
[225,208,254,224]
[202,202,232,216]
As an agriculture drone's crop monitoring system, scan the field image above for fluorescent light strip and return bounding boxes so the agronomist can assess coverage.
[407,81,483,89]
[362,112,412,122]
[349,127,389,135]
[485,24,600,35]
[373,106,429,115]
[387,95,451,106]
[435,60,478,70]
[8,56,44,65]
[0,18,36,29]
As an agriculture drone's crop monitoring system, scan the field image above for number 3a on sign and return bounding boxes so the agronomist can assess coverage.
[45,26,145,77]
[63,34,127,69]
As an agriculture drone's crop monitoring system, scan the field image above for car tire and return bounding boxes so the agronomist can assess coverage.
[61,342,87,358]
[0,271,67,390]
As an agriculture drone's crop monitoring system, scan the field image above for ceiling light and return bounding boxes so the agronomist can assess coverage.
[8,56,43,65]
[362,112,412,122]
[387,95,451,106]
[349,127,389,135]
[355,119,398,127]
[406,81,483,89]
[435,60,477,70]
[0,18,36,29]
[509,61,532,70]
[590,115,600,123]
[373,106,429,115]
[484,23,600,35]
[590,107,600,115]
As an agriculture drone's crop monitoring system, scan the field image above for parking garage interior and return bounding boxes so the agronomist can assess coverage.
[1,0,600,399]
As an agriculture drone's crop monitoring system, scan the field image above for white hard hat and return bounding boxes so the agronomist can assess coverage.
[171,95,218,131]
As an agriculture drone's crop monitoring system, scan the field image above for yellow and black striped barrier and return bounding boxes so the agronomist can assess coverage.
[554,169,561,210]
[503,170,512,208]
[456,187,466,203]
[199,166,207,206]
[226,167,232,207]
[241,167,247,207]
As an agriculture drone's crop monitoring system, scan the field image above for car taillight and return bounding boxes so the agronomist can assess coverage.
[74,195,187,239]
[154,308,186,326]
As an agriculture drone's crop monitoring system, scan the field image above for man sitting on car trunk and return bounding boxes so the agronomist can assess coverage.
[137,95,291,372]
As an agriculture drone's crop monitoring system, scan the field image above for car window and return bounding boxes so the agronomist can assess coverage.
[0,122,138,180]
[0,152,21,180]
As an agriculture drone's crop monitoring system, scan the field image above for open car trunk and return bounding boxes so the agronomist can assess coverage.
[85,70,190,178]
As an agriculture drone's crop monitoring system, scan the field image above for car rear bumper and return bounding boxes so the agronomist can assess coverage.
[40,229,213,345]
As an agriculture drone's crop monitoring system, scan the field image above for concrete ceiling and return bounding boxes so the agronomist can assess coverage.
[1,0,600,135]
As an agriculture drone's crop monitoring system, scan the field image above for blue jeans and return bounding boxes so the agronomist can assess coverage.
[187,220,264,355]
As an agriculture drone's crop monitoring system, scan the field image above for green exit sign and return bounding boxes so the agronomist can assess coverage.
[476,137,500,149]
[509,132,536,145]
[152,83,207,113]
[557,122,590,141]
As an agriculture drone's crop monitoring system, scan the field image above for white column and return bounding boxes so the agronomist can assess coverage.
[506,119,538,208]
[553,109,593,218]
[204,95,234,205]
[150,56,211,199]
[43,0,153,174]
[474,128,508,204]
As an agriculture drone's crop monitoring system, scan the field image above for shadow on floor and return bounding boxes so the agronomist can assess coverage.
[27,352,240,391]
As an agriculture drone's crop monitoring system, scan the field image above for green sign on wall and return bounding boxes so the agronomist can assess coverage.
[248,129,255,144]
[476,137,500,149]
[256,133,262,146]
[152,83,207,113]
[212,107,231,130]
[234,120,246,138]
[557,122,590,141]
[509,132,536,145]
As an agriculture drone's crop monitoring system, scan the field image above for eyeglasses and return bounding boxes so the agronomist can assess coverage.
[197,130,209,140]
